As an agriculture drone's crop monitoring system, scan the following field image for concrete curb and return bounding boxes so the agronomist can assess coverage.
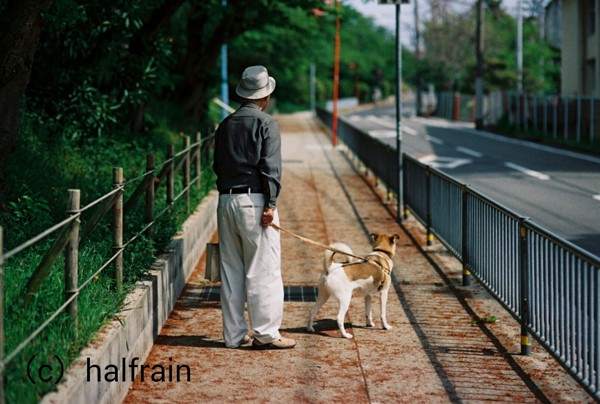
[41,190,218,404]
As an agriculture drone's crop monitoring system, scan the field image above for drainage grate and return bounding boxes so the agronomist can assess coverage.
[197,286,317,302]
[284,286,317,302]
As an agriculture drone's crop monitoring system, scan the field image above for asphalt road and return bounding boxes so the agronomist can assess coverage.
[343,105,600,257]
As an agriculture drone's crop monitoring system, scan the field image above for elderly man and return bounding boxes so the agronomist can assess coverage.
[213,65,296,350]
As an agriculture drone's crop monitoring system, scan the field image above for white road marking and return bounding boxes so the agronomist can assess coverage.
[368,130,396,138]
[505,162,550,180]
[367,115,395,128]
[412,116,600,165]
[419,154,472,169]
[456,146,483,158]
[425,136,443,145]
[403,126,418,136]
[365,114,419,137]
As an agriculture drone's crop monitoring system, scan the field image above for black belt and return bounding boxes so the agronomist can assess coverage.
[219,187,264,194]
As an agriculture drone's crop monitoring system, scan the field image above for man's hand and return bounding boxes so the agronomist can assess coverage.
[261,207,275,227]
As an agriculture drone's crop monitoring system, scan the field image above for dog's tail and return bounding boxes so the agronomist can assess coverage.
[324,242,355,273]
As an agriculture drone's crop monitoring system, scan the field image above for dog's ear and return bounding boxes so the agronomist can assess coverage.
[390,234,400,242]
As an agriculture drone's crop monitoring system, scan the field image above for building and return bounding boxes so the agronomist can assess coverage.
[548,0,600,96]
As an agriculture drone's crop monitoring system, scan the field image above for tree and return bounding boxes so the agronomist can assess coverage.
[0,0,53,173]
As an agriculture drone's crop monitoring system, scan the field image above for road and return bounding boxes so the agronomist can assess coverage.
[342,105,600,257]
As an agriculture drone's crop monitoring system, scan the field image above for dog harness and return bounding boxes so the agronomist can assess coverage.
[342,250,393,290]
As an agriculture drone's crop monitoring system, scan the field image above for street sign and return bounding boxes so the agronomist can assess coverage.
[378,0,410,4]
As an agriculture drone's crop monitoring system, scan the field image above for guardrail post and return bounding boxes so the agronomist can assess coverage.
[113,168,124,292]
[402,154,408,220]
[519,218,532,355]
[145,154,155,238]
[425,166,432,246]
[184,136,191,212]
[167,145,175,205]
[553,97,558,139]
[564,95,569,140]
[461,184,472,286]
[195,132,201,190]
[0,226,4,404]
[65,189,80,339]
[591,98,595,144]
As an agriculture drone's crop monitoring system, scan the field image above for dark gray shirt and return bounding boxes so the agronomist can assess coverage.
[213,102,282,208]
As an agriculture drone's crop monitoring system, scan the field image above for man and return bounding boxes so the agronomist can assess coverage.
[213,65,296,350]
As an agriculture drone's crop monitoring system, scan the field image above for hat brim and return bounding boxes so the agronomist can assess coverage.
[235,77,276,100]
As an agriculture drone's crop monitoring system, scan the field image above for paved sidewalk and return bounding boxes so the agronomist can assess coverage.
[123,112,592,403]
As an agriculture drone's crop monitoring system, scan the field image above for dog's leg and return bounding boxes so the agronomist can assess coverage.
[380,287,393,330]
[336,293,353,339]
[307,284,330,332]
[365,295,375,327]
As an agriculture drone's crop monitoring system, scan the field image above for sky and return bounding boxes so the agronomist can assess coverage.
[344,0,527,47]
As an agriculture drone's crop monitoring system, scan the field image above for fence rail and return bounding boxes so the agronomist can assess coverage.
[316,106,600,401]
[0,132,215,403]
[434,91,599,146]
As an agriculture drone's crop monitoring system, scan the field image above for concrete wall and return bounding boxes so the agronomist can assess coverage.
[41,190,218,404]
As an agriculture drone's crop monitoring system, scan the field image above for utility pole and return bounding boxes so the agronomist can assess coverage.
[220,0,229,121]
[517,0,523,93]
[331,0,341,147]
[378,0,407,224]
[414,0,422,116]
[475,0,484,130]
[310,63,316,114]
[395,2,404,224]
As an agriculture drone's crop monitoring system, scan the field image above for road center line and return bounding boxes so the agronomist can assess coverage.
[402,126,418,136]
[367,115,395,128]
[505,162,550,180]
[456,146,483,158]
[425,136,444,145]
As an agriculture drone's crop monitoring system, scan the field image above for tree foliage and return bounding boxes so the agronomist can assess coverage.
[0,0,560,202]
[420,0,559,94]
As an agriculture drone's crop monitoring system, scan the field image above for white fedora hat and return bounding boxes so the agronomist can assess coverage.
[235,65,276,100]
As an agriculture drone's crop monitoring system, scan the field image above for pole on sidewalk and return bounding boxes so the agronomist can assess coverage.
[331,0,341,147]
[396,3,403,224]
[475,0,484,130]
[220,0,229,121]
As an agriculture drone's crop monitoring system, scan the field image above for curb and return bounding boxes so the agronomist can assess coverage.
[41,191,218,404]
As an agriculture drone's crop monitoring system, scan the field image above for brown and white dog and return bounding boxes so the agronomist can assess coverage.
[307,233,400,339]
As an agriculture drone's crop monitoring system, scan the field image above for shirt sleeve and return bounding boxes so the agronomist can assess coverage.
[259,119,282,209]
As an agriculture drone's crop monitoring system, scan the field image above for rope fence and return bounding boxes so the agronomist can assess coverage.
[0,131,215,403]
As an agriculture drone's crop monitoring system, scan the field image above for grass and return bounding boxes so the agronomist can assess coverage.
[2,103,217,402]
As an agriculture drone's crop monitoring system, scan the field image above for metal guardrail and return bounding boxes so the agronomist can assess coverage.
[316,106,600,401]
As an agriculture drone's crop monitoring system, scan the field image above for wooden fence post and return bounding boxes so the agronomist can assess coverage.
[113,168,124,292]
[145,154,155,237]
[195,132,201,190]
[64,189,80,339]
[0,226,4,404]
[184,136,191,212]
[167,145,175,205]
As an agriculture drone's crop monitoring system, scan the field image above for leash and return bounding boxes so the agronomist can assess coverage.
[269,223,367,262]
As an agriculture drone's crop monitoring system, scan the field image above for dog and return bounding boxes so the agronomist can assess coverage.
[307,233,400,339]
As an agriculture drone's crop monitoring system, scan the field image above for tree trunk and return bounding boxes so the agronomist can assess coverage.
[0,0,53,175]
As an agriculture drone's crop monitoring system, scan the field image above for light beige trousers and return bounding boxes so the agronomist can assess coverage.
[217,192,283,348]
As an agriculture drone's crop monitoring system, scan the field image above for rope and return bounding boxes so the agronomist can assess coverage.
[269,223,366,262]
